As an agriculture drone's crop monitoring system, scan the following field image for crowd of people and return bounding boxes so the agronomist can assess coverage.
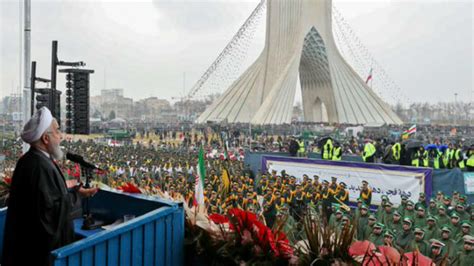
[62,138,473,265]
[143,124,474,171]
[298,136,474,171]
[0,125,473,265]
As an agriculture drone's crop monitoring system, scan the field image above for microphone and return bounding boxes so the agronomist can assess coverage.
[66,152,101,170]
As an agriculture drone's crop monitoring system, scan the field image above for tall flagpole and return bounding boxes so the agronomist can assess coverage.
[22,0,31,153]
[370,67,373,89]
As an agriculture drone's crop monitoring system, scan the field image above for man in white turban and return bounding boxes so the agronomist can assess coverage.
[20,106,63,159]
[2,107,98,266]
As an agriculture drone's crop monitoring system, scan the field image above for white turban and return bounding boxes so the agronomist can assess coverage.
[21,107,53,144]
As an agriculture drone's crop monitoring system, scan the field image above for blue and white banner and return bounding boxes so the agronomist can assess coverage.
[262,156,433,206]
[464,173,474,195]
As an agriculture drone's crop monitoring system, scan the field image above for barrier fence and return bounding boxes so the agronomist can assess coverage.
[244,151,473,204]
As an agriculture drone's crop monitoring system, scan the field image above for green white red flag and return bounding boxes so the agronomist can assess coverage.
[194,145,206,206]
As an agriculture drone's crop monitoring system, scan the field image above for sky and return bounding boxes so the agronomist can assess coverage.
[0,0,472,106]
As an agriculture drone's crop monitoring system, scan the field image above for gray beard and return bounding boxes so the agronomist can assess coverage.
[49,143,64,160]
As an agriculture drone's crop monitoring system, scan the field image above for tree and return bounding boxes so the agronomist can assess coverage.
[108,110,116,121]
[393,101,406,122]
[92,109,102,119]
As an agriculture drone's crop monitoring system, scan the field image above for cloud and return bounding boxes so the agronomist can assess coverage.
[152,0,256,34]
[0,0,471,105]
[337,0,473,103]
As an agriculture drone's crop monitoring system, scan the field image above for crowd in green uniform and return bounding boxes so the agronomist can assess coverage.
[352,190,474,265]
[1,137,473,265]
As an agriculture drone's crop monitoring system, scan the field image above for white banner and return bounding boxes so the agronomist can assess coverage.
[265,158,429,206]
[464,173,474,195]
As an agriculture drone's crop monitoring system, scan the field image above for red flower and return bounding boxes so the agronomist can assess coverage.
[209,213,229,224]
[4,177,12,185]
[378,246,400,264]
[206,208,294,260]
[241,229,253,245]
[349,241,376,257]
[273,231,293,259]
[256,223,276,254]
[403,251,433,266]
[226,208,291,258]
[73,164,81,178]
[95,169,107,176]
[118,182,141,194]
[362,256,388,266]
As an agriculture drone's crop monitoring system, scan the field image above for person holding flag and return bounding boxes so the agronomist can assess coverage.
[220,166,231,196]
[220,140,232,196]
[194,145,206,207]
[402,125,417,139]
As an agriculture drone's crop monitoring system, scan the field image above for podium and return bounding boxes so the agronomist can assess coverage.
[0,189,184,266]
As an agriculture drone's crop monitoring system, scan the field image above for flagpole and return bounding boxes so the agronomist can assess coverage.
[22,0,32,154]
[365,68,373,87]
[371,69,374,89]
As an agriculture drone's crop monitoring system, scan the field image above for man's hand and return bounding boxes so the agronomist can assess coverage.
[66,179,79,189]
[78,186,99,198]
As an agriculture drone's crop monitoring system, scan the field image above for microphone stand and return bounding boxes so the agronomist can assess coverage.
[81,166,104,230]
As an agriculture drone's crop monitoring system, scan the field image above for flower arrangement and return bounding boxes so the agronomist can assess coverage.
[0,176,12,207]
[184,206,295,266]
[349,240,437,266]
[296,214,357,265]
[116,182,142,194]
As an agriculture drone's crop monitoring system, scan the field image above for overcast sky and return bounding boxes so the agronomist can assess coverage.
[0,0,472,105]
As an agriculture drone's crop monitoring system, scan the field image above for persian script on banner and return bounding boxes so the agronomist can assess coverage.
[263,156,432,206]
[464,173,474,194]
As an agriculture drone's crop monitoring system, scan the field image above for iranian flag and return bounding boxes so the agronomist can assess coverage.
[220,140,230,161]
[365,68,373,84]
[401,125,416,139]
[194,145,206,206]
[405,124,417,135]
[402,125,417,139]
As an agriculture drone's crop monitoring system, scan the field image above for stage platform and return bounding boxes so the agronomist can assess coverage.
[0,189,184,266]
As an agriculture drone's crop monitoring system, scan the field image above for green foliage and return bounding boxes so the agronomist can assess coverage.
[297,215,357,265]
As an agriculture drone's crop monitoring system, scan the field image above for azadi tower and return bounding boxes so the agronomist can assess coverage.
[196,0,402,125]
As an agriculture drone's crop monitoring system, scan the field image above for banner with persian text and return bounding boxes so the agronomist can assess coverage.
[464,172,474,195]
[261,156,432,206]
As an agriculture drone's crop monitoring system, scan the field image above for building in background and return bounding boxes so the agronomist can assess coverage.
[92,88,133,120]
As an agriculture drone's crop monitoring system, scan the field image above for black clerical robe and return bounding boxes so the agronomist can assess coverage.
[2,147,79,266]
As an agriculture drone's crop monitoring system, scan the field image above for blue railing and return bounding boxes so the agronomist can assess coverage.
[0,190,184,266]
